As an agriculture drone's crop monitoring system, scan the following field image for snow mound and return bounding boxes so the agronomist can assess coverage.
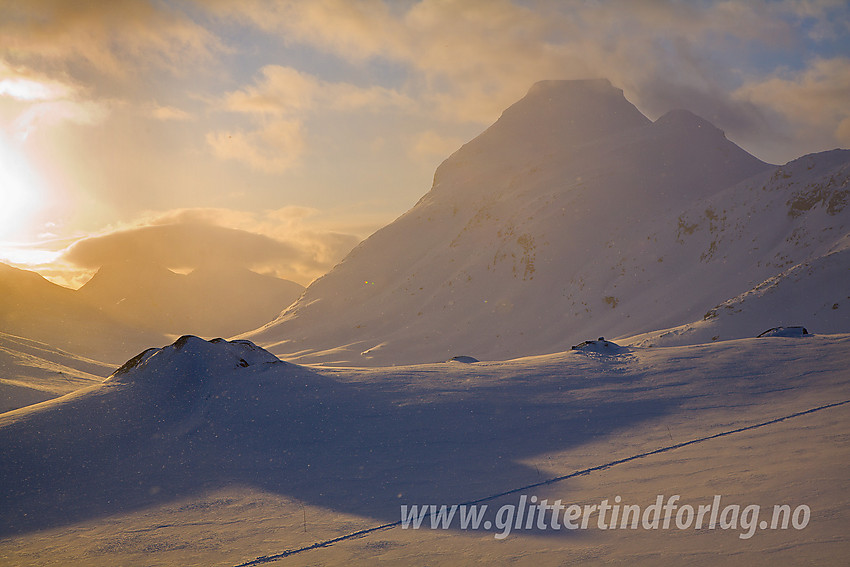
[757,326,810,338]
[107,335,282,384]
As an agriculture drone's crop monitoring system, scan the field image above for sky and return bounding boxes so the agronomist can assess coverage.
[0,0,848,288]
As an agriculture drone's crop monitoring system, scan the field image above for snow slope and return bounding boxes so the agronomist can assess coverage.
[1,333,847,565]
[246,80,848,366]
[625,149,850,346]
[0,331,111,413]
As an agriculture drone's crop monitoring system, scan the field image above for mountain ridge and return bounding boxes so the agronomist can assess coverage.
[0,262,166,363]
[77,259,304,338]
[245,79,846,365]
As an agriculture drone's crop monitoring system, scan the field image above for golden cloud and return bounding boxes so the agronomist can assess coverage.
[0,63,76,102]
[61,208,362,285]
[207,120,305,173]
[224,66,320,115]
[222,64,413,117]
[207,0,401,61]
[0,61,109,139]
[0,0,221,77]
[410,130,466,160]
[148,104,193,122]
[212,64,411,170]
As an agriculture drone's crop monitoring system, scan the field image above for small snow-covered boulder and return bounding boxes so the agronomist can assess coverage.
[571,337,626,353]
[756,326,810,338]
[447,355,479,363]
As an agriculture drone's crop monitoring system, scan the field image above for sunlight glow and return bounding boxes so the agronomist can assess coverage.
[0,131,43,241]
[0,78,63,101]
[0,245,61,266]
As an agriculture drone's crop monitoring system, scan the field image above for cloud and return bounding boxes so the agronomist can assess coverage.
[224,65,414,116]
[0,63,76,102]
[0,0,220,78]
[213,0,569,123]
[210,64,412,170]
[0,61,110,139]
[65,222,300,270]
[12,99,110,139]
[61,209,361,285]
[410,130,466,160]
[220,64,412,118]
[148,104,193,122]
[223,66,319,115]
[207,0,401,62]
[0,1,222,165]
[734,57,850,150]
[207,120,305,173]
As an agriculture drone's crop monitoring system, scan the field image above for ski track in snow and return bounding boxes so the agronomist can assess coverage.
[232,398,850,566]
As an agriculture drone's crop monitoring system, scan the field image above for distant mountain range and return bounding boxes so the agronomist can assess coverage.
[0,260,303,363]
[246,79,849,365]
[76,260,304,339]
[0,262,164,363]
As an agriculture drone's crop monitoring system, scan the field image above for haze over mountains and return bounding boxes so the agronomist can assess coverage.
[0,262,165,363]
[76,259,304,339]
[0,259,303,364]
[246,79,849,366]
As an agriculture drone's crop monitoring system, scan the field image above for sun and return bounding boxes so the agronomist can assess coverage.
[0,131,43,242]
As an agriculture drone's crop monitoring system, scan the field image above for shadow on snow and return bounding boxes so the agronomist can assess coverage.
[0,356,678,538]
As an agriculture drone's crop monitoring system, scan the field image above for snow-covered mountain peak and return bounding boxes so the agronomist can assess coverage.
[425,79,765,212]
[107,335,282,385]
[427,80,650,195]
[246,81,846,366]
[500,79,648,136]
[467,78,650,152]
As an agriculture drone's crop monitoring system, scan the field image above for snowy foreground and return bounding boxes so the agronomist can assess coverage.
[1,334,848,566]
